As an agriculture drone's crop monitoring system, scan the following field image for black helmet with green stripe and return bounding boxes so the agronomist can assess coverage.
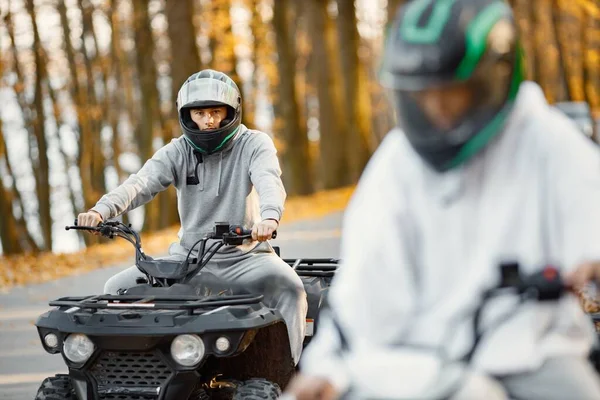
[380,0,524,172]
[177,69,242,154]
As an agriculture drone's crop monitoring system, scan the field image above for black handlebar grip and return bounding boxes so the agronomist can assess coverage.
[232,226,277,239]
[65,219,78,230]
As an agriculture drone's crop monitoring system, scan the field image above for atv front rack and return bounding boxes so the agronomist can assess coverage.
[49,293,264,311]
[284,258,339,278]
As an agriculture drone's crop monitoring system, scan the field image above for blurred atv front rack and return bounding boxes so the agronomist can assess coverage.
[283,258,339,278]
[48,293,264,312]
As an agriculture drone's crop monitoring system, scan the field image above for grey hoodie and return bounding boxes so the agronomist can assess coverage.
[91,125,286,258]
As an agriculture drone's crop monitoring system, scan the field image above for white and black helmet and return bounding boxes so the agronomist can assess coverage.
[380,0,523,172]
[177,69,242,154]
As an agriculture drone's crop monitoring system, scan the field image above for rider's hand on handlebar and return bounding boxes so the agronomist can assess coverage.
[565,261,600,291]
[284,374,339,400]
[77,210,103,231]
[252,219,278,242]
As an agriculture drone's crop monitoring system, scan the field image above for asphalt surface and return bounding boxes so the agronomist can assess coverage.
[0,212,343,399]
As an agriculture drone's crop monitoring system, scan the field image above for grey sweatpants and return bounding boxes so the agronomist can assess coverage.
[451,356,600,400]
[104,249,308,365]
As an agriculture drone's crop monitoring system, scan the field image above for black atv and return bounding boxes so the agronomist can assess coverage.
[33,220,338,400]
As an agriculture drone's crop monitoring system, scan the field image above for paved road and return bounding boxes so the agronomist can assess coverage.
[0,212,343,399]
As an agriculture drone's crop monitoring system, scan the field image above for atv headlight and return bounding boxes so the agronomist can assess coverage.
[44,333,59,348]
[63,333,95,363]
[171,334,205,367]
[215,336,231,352]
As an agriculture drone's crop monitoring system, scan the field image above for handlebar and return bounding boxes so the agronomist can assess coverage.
[66,220,276,242]
[461,262,566,363]
[324,261,569,400]
[66,219,123,238]
[65,220,278,286]
[491,261,565,301]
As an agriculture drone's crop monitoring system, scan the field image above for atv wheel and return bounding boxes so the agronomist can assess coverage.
[188,387,211,400]
[34,374,75,400]
[232,378,281,400]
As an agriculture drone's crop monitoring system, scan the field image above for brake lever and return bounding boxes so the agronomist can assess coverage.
[102,220,122,227]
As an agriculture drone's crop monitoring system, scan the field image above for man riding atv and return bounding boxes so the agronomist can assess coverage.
[286,0,600,399]
[77,69,307,366]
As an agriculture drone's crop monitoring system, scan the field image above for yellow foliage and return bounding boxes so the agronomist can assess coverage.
[0,186,356,291]
[574,0,600,19]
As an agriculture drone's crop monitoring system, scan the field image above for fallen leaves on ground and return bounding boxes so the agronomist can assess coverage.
[0,186,355,291]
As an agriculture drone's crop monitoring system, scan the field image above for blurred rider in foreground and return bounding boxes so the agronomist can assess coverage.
[285,0,600,398]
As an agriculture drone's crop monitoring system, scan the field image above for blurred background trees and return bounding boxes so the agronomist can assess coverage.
[0,0,598,255]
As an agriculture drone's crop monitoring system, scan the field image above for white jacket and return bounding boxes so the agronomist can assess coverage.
[300,82,600,393]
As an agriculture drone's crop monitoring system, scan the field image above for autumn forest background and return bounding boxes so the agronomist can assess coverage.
[0,0,599,265]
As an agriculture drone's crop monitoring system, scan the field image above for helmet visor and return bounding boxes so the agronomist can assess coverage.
[177,78,239,111]
[394,80,481,148]
[394,57,512,148]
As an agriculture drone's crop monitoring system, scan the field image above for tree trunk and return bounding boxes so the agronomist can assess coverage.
[164,0,203,227]
[3,9,40,253]
[0,176,22,255]
[166,0,202,118]
[78,0,108,198]
[132,0,164,232]
[306,0,349,189]
[513,0,537,82]
[209,0,252,127]
[106,0,133,227]
[25,0,53,251]
[532,0,565,103]
[56,0,96,211]
[0,106,19,255]
[366,56,395,146]
[46,73,81,220]
[108,0,126,183]
[272,0,313,195]
[0,125,37,254]
[551,1,571,102]
[248,0,265,126]
[583,2,600,120]
[112,0,139,130]
[56,0,102,247]
[555,0,586,102]
[336,0,373,181]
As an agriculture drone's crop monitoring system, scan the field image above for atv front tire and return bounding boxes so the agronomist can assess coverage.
[232,378,281,400]
[34,374,75,400]
[188,387,211,400]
